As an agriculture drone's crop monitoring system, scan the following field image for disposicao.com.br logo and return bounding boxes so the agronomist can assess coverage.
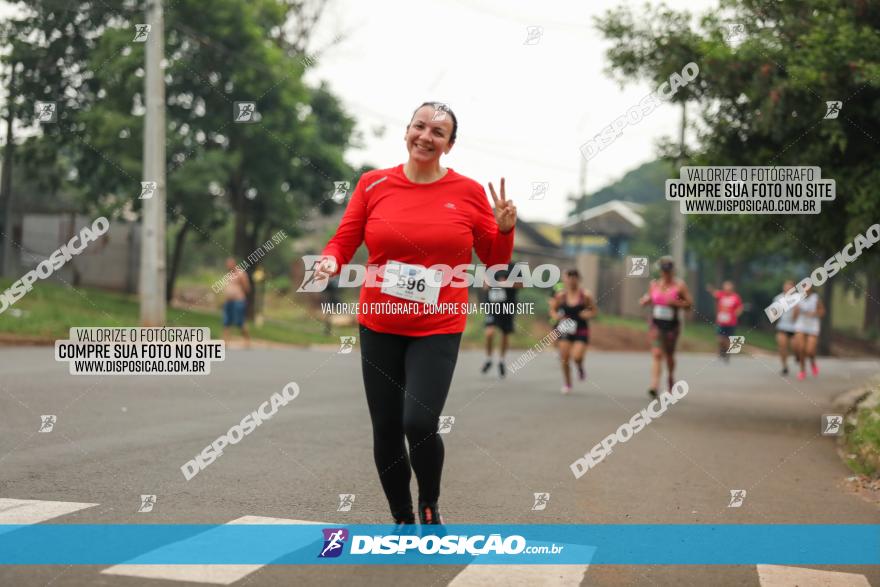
[318,528,349,558]
[316,528,566,558]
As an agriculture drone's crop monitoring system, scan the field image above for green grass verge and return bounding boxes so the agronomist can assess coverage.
[0,277,334,345]
[845,386,880,477]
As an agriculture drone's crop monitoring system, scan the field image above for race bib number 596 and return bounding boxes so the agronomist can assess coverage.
[381,260,441,305]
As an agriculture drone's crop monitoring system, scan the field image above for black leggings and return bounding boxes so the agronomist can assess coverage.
[359,325,462,519]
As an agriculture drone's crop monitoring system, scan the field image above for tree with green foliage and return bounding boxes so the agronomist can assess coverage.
[1,0,356,305]
[596,0,880,347]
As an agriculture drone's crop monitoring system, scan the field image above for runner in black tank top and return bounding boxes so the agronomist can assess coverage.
[549,268,596,395]
[558,290,589,339]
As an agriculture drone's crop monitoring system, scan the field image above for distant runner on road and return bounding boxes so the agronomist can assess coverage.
[792,284,825,381]
[773,279,798,375]
[706,280,743,362]
[640,256,693,399]
[549,268,596,395]
[480,263,522,379]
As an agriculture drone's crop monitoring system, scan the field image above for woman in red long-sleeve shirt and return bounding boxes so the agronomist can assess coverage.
[313,102,517,526]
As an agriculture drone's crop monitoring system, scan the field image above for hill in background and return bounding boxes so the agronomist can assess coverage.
[571,160,673,216]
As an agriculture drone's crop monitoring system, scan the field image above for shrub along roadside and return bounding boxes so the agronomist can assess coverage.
[844,381,880,478]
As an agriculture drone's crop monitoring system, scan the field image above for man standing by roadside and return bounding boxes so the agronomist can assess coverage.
[222,257,251,348]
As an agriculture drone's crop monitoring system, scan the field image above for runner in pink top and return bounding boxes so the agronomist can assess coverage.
[639,256,693,399]
[706,280,743,362]
[651,279,681,307]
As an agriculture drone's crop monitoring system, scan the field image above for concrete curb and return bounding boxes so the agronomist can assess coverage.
[831,385,873,413]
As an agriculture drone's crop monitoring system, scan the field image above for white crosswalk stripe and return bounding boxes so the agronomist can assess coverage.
[0,499,871,586]
[448,564,589,586]
[0,498,97,524]
[100,515,328,585]
[758,564,871,587]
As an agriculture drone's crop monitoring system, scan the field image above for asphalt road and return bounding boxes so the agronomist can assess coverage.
[0,345,878,586]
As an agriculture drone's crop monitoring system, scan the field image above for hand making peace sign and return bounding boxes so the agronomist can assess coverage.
[488,177,517,234]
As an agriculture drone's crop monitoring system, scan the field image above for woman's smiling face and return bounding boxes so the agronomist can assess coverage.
[405,105,455,163]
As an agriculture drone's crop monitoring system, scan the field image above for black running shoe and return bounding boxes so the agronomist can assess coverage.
[419,503,444,525]
[498,362,506,378]
[480,360,492,374]
[781,366,789,376]
[648,388,658,399]
[418,503,446,537]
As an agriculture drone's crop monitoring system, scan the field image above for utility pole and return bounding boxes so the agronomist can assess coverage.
[579,152,587,200]
[1,65,17,277]
[670,102,686,276]
[140,0,167,325]
[576,113,589,214]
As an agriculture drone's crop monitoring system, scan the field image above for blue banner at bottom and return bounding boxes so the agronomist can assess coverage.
[0,524,876,565]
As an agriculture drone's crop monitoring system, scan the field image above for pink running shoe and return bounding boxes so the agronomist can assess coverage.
[797,371,806,381]
[811,364,819,377]
[561,385,572,395]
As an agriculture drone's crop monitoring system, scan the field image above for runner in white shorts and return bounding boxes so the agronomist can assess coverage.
[773,279,798,376]
[792,284,825,381]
